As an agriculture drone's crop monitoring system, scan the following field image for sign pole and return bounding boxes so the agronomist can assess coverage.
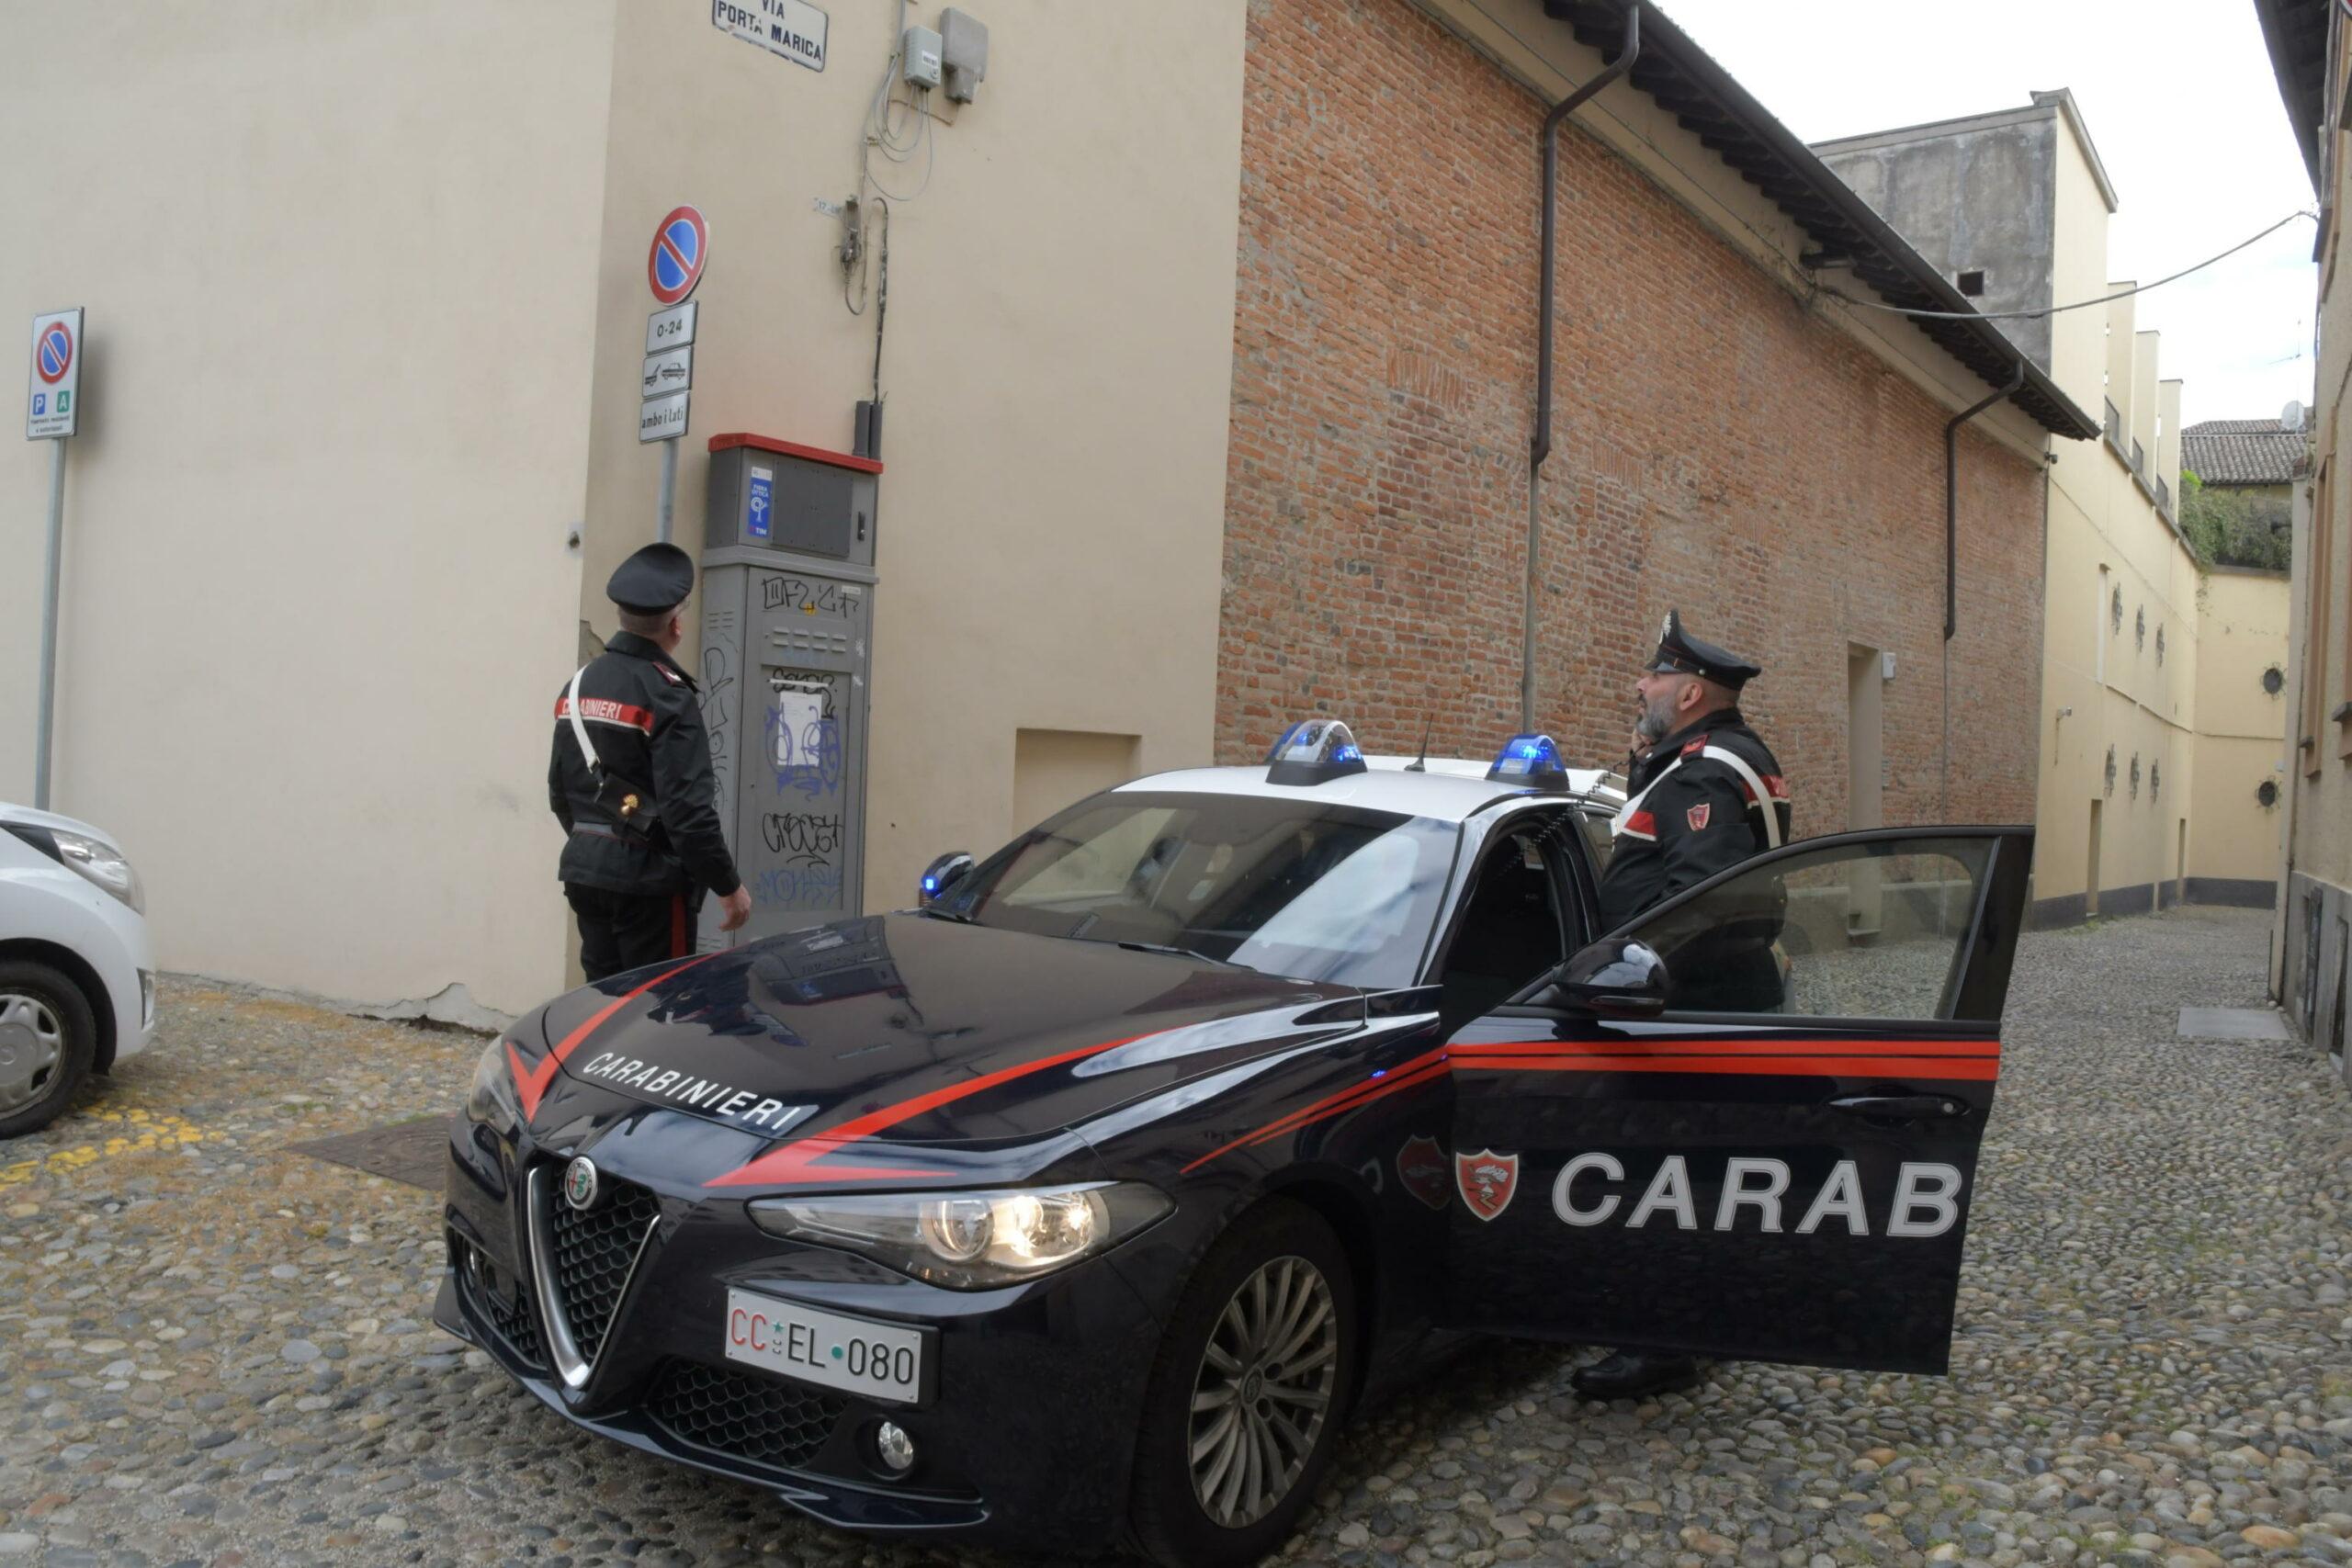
[641,207,705,540]
[658,434,679,544]
[34,435,65,809]
[27,307,82,811]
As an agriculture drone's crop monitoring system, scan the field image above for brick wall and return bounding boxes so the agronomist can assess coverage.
[1217,0,2048,835]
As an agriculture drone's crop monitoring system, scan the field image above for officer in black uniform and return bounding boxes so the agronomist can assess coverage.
[550,544,752,983]
[1573,608,1793,1403]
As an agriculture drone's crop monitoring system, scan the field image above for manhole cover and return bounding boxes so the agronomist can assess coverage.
[288,1114,452,1190]
[2177,1007,2294,1042]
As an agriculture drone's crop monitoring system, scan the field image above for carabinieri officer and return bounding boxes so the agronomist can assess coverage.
[1596,609,1792,930]
[1573,608,1792,1403]
[549,543,752,982]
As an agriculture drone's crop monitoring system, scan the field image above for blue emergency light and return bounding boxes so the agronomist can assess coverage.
[1487,733,1569,791]
[1264,719,1368,786]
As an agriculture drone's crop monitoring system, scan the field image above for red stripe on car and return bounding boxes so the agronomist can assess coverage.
[512,951,728,1119]
[1182,1048,1453,1174]
[704,1033,1151,1189]
[1452,1054,1999,1081]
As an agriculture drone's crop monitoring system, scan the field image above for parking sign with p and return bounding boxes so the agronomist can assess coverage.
[28,309,83,439]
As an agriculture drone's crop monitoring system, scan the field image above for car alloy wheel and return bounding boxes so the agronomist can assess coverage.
[0,991,65,1115]
[1186,1254,1339,1529]
[0,962,97,1139]
[1126,1198,1356,1568]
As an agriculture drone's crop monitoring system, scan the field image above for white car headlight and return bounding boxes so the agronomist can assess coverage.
[8,824,144,914]
[748,1182,1172,1290]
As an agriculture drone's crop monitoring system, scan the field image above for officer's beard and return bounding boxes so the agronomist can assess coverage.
[1634,689,1680,746]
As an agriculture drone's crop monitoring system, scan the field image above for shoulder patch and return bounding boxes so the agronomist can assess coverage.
[1679,739,1706,757]
[653,663,685,685]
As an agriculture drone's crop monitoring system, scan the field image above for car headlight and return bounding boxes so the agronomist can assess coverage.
[466,1037,526,1135]
[748,1182,1173,1290]
[6,823,144,914]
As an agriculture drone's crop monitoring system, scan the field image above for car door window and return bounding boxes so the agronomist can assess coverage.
[1623,837,1996,1020]
[1435,826,1568,1021]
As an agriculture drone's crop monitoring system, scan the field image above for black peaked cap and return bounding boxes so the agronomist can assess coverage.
[607,542,695,615]
[1645,608,1761,688]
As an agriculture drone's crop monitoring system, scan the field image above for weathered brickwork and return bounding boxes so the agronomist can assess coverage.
[1217,0,2047,834]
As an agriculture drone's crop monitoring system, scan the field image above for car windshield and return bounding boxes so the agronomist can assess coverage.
[933,790,1459,987]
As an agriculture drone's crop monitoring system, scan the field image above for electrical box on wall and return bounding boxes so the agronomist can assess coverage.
[941,9,988,102]
[698,434,886,951]
[902,25,943,89]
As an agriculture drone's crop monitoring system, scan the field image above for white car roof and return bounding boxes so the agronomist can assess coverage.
[1116,756,1625,824]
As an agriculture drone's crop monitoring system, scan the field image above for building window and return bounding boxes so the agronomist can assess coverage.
[2263,665,2285,695]
[2150,760,2161,800]
[2129,753,2142,798]
[2155,626,2165,665]
[1956,269,1986,297]
[2104,746,2117,795]
[2111,586,2124,634]
[2135,606,2145,650]
[2257,778,2280,808]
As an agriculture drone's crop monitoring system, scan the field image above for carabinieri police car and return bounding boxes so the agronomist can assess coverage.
[437,720,2033,1565]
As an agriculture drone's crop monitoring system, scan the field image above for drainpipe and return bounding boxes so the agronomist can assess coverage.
[1524,4,1640,729]
[1939,358,2025,823]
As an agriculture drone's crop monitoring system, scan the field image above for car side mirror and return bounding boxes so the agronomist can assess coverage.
[919,852,974,908]
[1544,938,1670,1019]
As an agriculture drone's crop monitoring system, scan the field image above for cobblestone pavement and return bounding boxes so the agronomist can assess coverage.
[2,908,2348,1568]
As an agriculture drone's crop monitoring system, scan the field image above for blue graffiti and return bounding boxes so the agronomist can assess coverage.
[752,864,845,909]
[763,706,843,799]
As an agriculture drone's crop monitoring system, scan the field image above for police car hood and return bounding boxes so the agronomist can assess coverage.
[541,912,1363,1145]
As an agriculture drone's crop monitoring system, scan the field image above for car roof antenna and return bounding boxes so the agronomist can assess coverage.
[1405,714,1434,772]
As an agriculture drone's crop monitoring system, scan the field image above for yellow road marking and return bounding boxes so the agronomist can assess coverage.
[0,1107,204,1187]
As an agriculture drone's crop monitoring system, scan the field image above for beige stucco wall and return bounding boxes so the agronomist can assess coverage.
[2190,568,2291,886]
[0,4,616,1015]
[2032,238,2208,910]
[574,2,1250,918]
[2046,127,2111,415]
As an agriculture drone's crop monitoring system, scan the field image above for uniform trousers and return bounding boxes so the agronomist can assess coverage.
[566,886,695,984]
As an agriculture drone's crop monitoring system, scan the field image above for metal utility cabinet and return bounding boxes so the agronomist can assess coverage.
[695,434,882,950]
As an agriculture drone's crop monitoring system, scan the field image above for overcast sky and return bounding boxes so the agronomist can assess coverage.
[1657,0,2320,430]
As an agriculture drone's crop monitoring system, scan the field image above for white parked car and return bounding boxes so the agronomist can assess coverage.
[0,804,155,1137]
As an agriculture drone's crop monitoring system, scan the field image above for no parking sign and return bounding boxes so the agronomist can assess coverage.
[27,308,82,439]
[647,206,709,306]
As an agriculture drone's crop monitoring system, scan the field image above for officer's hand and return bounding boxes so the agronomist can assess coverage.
[718,886,754,931]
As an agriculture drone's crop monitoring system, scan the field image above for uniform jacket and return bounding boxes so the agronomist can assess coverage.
[1596,706,1790,931]
[548,632,742,899]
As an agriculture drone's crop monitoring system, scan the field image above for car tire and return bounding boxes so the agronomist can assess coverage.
[0,960,96,1139]
[1125,1197,1357,1568]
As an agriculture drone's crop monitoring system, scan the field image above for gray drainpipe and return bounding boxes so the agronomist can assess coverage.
[1523,4,1640,729]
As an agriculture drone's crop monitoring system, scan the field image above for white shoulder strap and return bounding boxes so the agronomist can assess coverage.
[565,666,600,773]
[1699,745,1782,850]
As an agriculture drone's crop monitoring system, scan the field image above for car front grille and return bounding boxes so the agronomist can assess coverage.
[647,1359,844,1472]
[546,1173,662,1365]
[482,1276,546,1368]
[455,1235,547,1371]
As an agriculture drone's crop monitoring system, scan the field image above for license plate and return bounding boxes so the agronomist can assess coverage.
[722,1287,930,1404]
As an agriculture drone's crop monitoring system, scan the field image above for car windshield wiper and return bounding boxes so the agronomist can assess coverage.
[1114,940,1257,973]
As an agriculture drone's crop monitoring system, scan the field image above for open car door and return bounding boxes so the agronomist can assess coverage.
[1442,826,2032,1374]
